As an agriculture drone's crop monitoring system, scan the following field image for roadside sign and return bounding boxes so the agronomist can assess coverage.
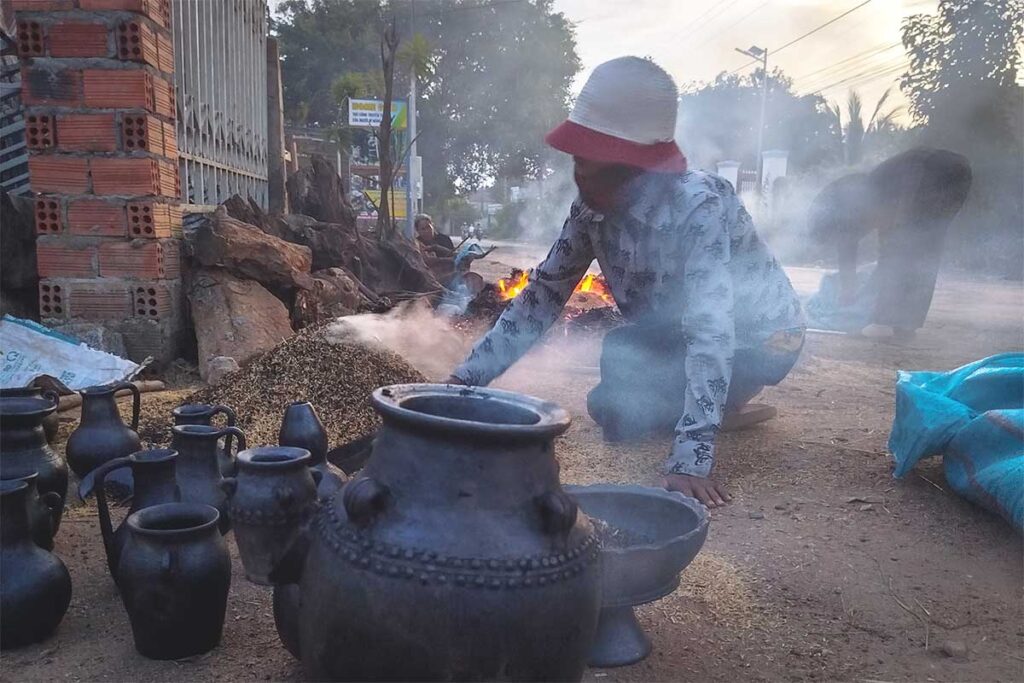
[348,98,408,129]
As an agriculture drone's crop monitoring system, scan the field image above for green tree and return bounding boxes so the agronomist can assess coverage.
[829,89,902,166]
[273,0,580,210]
[677,68,839,172]
[900,0,1024,275]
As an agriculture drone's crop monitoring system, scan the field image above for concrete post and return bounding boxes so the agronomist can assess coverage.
[266,36,287,214]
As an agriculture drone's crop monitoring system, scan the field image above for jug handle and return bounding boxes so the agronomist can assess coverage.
[536,490,578,537]
[90,457,132,570]
[40,491,63,535]
[342,476,390,527]
[211,405,237,450]
[41,389,60,408]
[219,426,247,470]
[113,381,141,431]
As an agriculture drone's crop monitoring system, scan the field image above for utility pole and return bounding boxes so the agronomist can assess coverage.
[405,2,417,239]
[734,45,768,191]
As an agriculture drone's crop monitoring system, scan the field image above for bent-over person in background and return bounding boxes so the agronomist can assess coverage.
[446,57,806,508]
[808,148,972,339]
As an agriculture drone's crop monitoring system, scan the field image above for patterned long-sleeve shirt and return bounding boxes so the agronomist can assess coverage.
[453,170,804,477]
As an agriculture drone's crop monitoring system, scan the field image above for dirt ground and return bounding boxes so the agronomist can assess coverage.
[2,258,1021,682]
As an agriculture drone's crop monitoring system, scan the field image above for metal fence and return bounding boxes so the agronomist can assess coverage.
[172,0,268,210]
[0,26,29,196]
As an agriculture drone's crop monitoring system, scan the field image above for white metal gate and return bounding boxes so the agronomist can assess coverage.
[172,0,268,210]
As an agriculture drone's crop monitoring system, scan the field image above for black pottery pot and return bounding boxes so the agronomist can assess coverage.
[0,472,62,550]
[117,502,231,660]
[273,384,602,681]
[172,403,237,477]
[170,424,246,534]
[0,478,72,650]
[279,401,346,499]
[81,448,181,581]
[0,395,68,509]
[0,387,59,444]
[66,382,141,484]
[223,446,319,585]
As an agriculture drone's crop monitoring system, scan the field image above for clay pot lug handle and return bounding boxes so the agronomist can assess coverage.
[310,470,324,487]
[41,491,64,534]
[342,477,390,527]
[211,404,237,426]
[114,381,142,431]
[536,490,578,536]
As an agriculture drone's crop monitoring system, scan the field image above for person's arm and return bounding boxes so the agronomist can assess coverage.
[664,193,736,480]
[451,207,594,386]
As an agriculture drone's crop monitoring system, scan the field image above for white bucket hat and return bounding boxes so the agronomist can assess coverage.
[545,56,687,171]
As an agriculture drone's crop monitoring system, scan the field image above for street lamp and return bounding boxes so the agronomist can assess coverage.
[734,45,768,192]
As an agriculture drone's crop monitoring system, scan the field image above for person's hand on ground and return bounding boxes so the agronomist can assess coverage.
[664,473,732,508]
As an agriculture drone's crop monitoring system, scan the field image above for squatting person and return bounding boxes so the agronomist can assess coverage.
[446,57,806,508]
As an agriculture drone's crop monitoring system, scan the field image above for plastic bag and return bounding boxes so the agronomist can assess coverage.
[888,353,1024,532]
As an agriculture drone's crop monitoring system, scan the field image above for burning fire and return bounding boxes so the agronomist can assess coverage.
[496,270,614,305]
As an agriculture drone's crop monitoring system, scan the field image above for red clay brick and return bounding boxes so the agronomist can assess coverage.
[151,73,175,118]
[34,197,63,235]
[116,20,157,67]
[126,201,174,238]
[67,283,135,320]
[25,114,55,150]
[49,22,110,58]
[57,113,117,152]
[21,66,82,107]
[16,21,44,58]
[37,240,97,278]
[90,157,159,196]
[157,158,178,197]
[38,281,66,319]
[156,30,174,74]
[10,0,74,10]
[133,282,175,319]
[82,69,150,109]
[30,155,89,194]
[68,200,126,237]
[79,0,170,28]
[98,239,179,279]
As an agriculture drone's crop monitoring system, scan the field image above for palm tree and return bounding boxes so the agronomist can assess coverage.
[832,88,902,165]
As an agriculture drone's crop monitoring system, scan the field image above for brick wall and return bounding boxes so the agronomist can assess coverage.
[14,0,184,364]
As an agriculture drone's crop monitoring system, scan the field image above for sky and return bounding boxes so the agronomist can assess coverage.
[554,0,938,121]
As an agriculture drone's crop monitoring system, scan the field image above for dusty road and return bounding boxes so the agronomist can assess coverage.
[2,254,1021,681]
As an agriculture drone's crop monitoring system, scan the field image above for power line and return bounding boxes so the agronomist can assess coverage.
[798,50,906,92]
[793,41,901,84]
[804,59,909,96]
[690,0,771,52]
[728,0,876,75]
[687,0,744,37]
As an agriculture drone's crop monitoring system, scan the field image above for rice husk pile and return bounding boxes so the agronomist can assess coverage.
[185,326,425,448]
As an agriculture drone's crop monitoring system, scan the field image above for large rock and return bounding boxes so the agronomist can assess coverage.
[187,207,314,294]
[188,269,294,381]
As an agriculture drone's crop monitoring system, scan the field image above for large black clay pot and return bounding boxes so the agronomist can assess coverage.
[117,502,230,660]
[172,403,237,477]
[0,478,72,650]
[170,424,246,534]
[0,472,62,550]
[0,387,59,444]
[279,401,345,499]
[0,395,68,509]
[80,448,181,582]
[66,382,141,485]
[222,446,319,585]
[275,384,602,681]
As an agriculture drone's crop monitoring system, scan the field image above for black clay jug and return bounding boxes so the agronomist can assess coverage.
[81,448,181,581]
[0,478,72,650]
[0,395,68,508]
[172,403,237,477]
[117,502,231,659]
[170,425,246,534]
[66,382,141,486]
[0,387,59,444]
[279,401,345,499]
[0,472,62,550]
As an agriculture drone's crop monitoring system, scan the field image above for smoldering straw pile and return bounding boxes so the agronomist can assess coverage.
[185,325,425,448]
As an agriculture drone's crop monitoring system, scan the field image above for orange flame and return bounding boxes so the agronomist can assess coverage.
[496,270,614,305]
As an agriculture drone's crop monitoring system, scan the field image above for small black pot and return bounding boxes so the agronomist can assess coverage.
[117,502,231,660]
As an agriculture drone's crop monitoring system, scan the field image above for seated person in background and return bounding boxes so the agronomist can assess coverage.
[808,148,972,339]
[415,214,456,257]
